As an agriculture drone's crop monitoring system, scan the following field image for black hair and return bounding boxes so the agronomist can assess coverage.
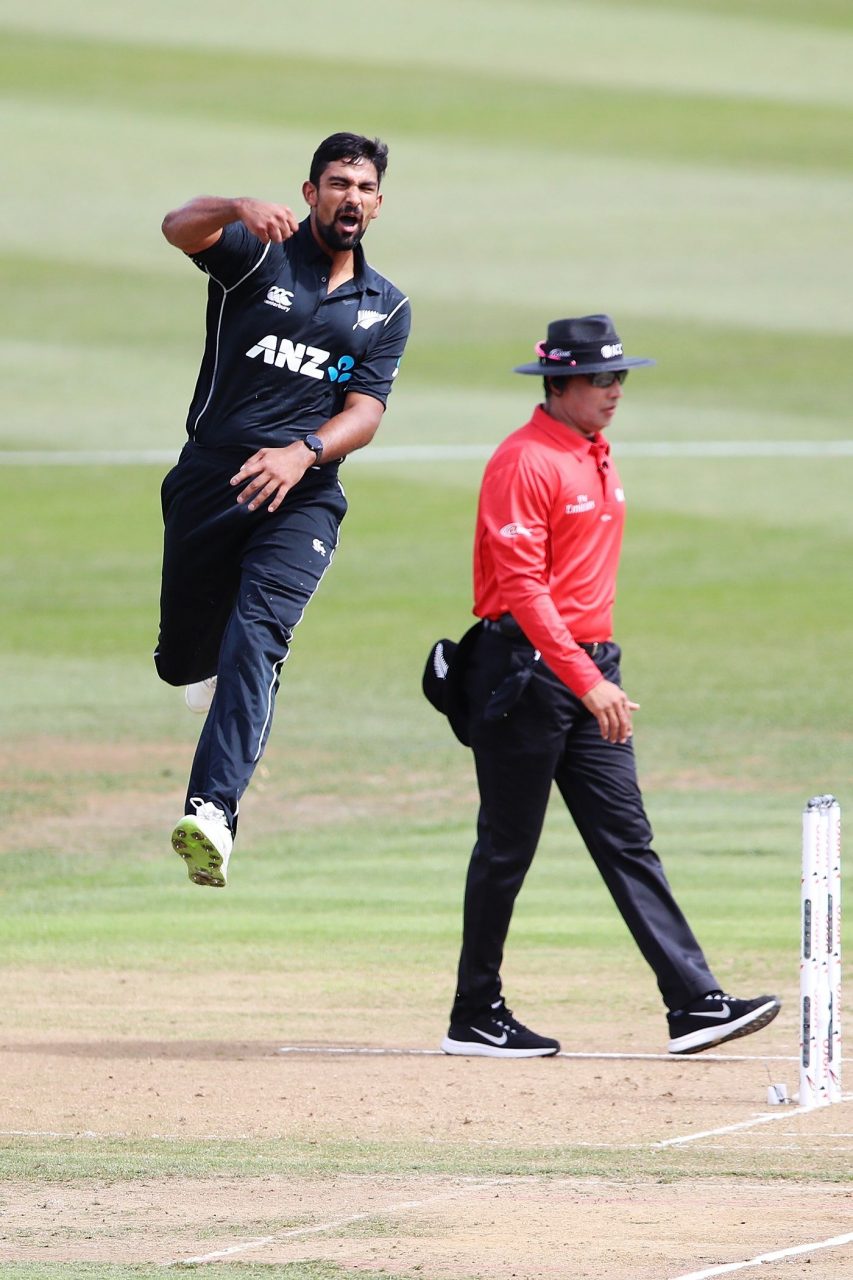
[544,376,569,400]
[309,133,389,188]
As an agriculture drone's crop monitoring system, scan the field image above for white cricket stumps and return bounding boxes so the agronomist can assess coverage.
[799,794,842,1107]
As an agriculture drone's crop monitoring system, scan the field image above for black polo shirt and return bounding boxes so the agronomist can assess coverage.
[184,217,410,456]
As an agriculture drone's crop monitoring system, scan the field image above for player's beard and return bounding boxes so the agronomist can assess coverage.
[315,207,366,252]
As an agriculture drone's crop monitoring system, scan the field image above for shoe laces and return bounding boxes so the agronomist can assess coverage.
[189,797,228,827]
[489,999,525,1036]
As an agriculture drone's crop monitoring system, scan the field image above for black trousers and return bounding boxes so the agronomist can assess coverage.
[451,629,719,1021]
[154,442,347,830]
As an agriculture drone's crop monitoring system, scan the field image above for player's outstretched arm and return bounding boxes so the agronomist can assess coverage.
[161,196,300,254]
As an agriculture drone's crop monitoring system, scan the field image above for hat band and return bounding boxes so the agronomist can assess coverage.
[535,340,625,367]
[535,341,577,367]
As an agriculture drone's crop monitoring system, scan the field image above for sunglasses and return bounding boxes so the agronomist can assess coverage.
[588,370,628,388]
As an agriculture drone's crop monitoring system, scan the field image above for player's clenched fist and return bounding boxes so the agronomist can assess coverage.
[234,198,299,243]
[161,194,299,255]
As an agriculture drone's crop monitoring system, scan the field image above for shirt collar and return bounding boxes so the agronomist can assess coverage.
[296,216,380,294]
[529,404,610,461]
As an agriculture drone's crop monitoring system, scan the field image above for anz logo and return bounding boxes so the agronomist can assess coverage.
[245,336,356,383]
[246,336,328,380]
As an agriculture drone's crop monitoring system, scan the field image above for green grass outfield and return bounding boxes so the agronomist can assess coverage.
[1,2,852,1276]
[1,456,850,979]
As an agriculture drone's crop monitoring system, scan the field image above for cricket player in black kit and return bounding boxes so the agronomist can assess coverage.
[155,133,410,887]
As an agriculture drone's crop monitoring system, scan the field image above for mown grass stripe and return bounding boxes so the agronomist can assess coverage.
[1,30,851,173]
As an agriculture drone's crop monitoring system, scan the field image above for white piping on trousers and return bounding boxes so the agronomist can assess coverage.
[251,478,345,762]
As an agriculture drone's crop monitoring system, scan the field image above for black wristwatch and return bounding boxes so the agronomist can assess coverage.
[303,433,324,464]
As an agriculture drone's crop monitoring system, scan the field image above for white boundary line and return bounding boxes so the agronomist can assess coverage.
[2,441,853,466]
[670,1230,853,1280]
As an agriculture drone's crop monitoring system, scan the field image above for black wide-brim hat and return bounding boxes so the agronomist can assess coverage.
[514,313,655,376]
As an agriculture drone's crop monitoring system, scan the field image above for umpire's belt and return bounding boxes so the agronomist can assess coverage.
[482,613,603,657]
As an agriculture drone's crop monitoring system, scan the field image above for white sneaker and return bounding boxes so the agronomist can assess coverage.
[185,677,217,714]
[171,797,232,887]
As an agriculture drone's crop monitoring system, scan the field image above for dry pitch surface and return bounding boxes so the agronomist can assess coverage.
[2,970,851,1279]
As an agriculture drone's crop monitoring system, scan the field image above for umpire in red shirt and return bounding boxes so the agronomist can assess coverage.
[435,315,780,1058]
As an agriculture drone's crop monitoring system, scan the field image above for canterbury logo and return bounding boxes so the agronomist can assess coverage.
[264,286,294,312]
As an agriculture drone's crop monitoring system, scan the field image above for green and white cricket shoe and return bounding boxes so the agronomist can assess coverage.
[171,798,232,887]
[185,676,217,714]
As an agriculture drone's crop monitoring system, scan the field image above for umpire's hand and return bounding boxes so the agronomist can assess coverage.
[581,679,639,744]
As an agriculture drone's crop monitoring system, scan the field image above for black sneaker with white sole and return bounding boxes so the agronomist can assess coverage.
[441,1000,560,1058]
[668,991,781,1055]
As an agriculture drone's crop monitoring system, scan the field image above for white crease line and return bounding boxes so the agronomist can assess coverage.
[655,1111,800,1147]
[560,1052,796,1062]
[161,1176,515,1267]
[277,1045,443,1056]
[670,1230,853,1279]
[655,1094,853,1148]
[276,1045,796,1063]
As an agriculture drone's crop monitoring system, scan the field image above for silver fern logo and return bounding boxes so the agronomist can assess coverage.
[353,309,387,331]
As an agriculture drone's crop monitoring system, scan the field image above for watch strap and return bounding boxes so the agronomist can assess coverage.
[304,433,324,463]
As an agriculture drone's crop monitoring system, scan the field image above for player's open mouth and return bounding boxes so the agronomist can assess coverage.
[337,211,361,233]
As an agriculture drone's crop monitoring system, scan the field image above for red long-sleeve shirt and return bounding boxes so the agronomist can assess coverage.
[473,404,625,698]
